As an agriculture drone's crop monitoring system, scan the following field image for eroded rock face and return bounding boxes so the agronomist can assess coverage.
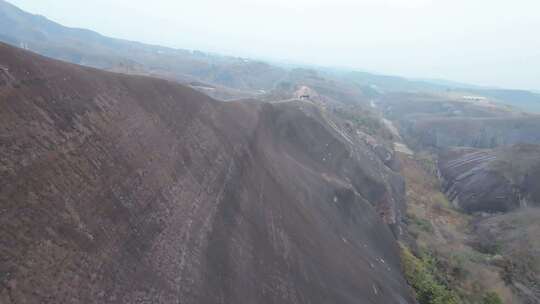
[0,44,413,304]
[439,145,540,213]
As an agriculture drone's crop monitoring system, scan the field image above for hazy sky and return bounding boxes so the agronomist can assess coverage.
[9,0,540,90]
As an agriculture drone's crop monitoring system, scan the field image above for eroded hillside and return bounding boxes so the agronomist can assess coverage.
[380,92,540,304]
[0,43,414,304]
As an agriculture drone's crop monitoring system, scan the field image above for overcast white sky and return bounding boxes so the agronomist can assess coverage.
[9,0,540,90]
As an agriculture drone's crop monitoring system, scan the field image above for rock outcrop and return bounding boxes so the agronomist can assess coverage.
[0,43,413,304]
[439,144,540,213]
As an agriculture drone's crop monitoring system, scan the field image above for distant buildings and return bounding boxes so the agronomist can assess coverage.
[462,95,487,101]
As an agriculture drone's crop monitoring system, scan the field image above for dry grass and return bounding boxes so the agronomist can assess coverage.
[398,153,517,303]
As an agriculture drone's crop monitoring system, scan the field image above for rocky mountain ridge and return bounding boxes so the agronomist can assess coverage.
[0,43,414,304]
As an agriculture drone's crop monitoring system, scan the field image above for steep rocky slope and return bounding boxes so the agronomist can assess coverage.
[0,43,413,304]
[397,152,518,304]
[376,91,540,303]
[436,144,540,303]
[439,144,540,213]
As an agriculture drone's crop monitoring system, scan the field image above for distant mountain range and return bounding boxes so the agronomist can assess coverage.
[333,71,540,112]
[1,0,540,112]
[0,0,287,91]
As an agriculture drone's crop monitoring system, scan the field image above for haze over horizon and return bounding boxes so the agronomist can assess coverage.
[3,1,540,303]
[7,0,540,91]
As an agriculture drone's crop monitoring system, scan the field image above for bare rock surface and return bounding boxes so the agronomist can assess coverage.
[439,144,540,213]
[0,43,413,304]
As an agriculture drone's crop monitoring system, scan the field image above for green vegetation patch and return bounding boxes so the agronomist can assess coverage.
[481,292,504,304]
[432,192,452,209]
[400,245,460,304]
[407,214,434,234]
